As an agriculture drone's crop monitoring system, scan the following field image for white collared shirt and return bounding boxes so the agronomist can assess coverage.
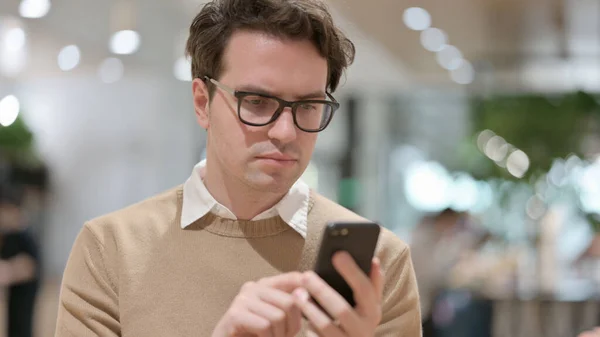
[181,160,310,238]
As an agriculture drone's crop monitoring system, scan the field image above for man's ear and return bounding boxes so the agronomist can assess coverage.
[192,78,210,129]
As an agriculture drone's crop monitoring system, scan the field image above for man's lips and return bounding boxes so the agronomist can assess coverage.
[255,153,297,161]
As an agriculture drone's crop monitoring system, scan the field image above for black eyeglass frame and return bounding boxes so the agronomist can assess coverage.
[204,76,339,133]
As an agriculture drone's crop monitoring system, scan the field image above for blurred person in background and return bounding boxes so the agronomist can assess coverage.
[411,209,490,337]
[55,0,421,336]
[0,185,40,337]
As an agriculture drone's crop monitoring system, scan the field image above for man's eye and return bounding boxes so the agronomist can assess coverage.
[248,99,264,105]
[300,104,316,110]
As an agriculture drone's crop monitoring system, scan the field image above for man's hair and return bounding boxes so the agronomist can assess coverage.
[185,0,355,95]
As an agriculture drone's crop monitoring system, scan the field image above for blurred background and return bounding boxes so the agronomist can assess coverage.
[0,0,599,336]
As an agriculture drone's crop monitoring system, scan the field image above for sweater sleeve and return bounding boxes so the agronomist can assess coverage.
[55,224,121,337]
[376,245,422,337]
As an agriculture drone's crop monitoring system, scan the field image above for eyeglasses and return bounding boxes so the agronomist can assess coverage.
[204,76,339,133]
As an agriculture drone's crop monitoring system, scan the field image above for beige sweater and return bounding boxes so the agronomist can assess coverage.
[55,186,421,336]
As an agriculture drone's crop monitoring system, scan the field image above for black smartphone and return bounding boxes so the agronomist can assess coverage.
[313,222,381,307]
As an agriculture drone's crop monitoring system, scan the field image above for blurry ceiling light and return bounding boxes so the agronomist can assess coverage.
[496,144,511,164]
[526,194,546,220]
[0,21,27,77]
[565,154,583,182]
[174,57,192,81]
[0,95,20,127]
[57,45,81,71]
[420,28,447,52]
[450,60,475,85]
[403,7,431,31]
[470,181,493,214]
[19,0,51,19]
[450,173,479,212]
[506,150,530,178]
[4,28,26,52]
[98,57,124,84]
[547,160,567,187]
[484,135,508,162]
[109,30,141,55]
[579,161,600,214]
[580,160,600,189]
[404,161,452,212]
[476,129,495,152]
[436,45,463,70]
[565,154,582,169]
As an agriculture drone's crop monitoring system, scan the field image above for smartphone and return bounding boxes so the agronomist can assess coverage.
[313,221,381,307]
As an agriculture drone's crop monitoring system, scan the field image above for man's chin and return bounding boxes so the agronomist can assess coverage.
[246,171,297,193]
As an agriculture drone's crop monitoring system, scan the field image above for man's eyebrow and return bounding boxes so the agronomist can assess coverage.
[236,84,327,100]
[296,91,327,100]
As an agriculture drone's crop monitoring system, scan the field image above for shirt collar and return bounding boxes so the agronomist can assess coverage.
[181,160,309,238]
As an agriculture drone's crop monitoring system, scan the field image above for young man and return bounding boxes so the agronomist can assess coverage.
[55,0,421,336]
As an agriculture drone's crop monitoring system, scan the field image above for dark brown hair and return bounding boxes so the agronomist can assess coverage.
[185,0,355,94]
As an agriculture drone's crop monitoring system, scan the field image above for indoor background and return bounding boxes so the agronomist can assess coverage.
[0,0,599,336]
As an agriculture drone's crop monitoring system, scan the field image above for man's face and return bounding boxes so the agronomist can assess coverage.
[193,30,328,193]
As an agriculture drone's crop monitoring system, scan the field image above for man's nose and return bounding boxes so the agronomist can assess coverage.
[267,108,298,144]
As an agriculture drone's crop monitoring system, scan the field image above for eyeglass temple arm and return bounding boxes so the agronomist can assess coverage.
[204,76,236,95]
[326,92,338,103]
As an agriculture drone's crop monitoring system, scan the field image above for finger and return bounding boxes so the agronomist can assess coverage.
[259,272,304,293]
[301,271,361,333]
[332,251,378,310]
[285,296,302,337]
[370,257,384,303]
[255,286,302,337]
[235,310,275,337]
[247,300,286,337]
[306,327,320,337]
[293,288,345,337]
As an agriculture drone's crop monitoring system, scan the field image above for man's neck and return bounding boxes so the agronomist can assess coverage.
[202,158,286,220]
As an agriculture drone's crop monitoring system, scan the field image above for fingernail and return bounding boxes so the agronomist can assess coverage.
[336,251,351,262]
[293,288,309,302]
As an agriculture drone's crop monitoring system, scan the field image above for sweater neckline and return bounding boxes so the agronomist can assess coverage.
[178,188,316,238]
[186,213,291,238]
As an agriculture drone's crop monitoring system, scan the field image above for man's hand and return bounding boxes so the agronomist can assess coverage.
[212,272,305,337]
[293,252,384,337]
